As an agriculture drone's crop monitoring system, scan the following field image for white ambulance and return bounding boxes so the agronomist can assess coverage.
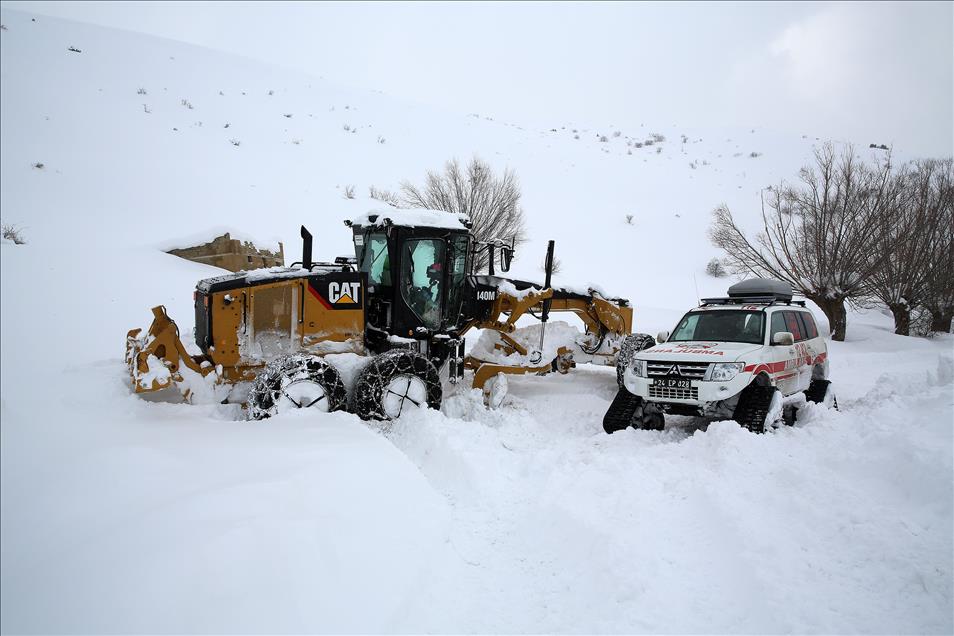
[604,279,836,433]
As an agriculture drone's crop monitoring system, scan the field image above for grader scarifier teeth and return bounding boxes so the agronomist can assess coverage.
[126,305,209,393]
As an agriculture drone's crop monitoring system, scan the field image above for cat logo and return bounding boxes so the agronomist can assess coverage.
[328,281,360,304]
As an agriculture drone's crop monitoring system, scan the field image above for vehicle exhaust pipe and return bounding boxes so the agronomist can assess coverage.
[301,225,313,270]
[532,240,556,364]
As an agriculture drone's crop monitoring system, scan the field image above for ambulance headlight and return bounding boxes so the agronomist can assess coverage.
[703,362,745,382]
[630,359,647,378]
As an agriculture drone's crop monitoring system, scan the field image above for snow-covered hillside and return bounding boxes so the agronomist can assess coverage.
[1,10,951,633]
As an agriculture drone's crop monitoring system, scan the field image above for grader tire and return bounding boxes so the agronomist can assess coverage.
[616,333,656,388]
[353,350,442,421]
[247,354,347,420]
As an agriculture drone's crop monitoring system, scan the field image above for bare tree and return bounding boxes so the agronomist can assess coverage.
[710,144,881,341]
[864,158,949,334]
[399,157,527,273]
[919,159,954,333]
[706,258,727,278]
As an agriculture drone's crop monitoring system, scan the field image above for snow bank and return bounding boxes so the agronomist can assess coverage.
[383,365,953,633]
[1,380,452,633]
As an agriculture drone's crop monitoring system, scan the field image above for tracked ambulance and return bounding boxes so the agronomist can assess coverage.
[604,279,836,434]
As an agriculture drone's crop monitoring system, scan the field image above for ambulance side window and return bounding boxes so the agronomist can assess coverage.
[770,312,787,343]
[784,311,805,342]
[801,313,819,339]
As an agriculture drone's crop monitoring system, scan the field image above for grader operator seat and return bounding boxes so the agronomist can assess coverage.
[346,209,474,363]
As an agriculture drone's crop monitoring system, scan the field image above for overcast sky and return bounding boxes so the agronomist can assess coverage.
[3,1,952,156]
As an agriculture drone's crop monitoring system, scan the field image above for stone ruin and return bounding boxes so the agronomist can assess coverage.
[167,232,284,272]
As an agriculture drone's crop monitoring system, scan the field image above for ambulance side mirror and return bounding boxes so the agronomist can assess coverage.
[772,332,794,346]
[656,330,669,344]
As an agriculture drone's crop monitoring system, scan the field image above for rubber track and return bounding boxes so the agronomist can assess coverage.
[603,388,643,434]
[733,384,776,433]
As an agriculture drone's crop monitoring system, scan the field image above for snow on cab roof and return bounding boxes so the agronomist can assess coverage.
[350,208,471,230]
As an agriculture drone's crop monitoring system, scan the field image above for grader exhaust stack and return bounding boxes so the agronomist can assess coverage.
[531,240,556,365]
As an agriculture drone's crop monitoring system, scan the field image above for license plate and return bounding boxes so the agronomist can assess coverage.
[655,377,690,389]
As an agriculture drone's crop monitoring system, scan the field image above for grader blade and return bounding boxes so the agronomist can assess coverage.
[126,305,211,393]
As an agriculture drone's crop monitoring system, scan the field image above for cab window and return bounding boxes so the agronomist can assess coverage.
[357,233,391,286]
[400,239,446,330]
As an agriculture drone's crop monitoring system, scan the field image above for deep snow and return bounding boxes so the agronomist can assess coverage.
[1,9,952,634]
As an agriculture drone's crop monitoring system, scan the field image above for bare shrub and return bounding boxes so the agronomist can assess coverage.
[283,113,293,118]
[377,136,386,144]
[343,184,356,199]
[705,258,727,278]
[651,132,666,143]
[142,104,151,114]
[1,223,26,244]
[31,162,44,169]
[229,139,241,147]
[541,256,562,275]
[343,124,352,132]
[137,87,147,95]
[368,185,400,206]
[599,135,609,143]
[613,131,622,138]
[399,157,527,273]
[749,151,763,158]
[625,214,634,224]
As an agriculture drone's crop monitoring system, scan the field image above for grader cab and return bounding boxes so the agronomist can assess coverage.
[126,209,642,420]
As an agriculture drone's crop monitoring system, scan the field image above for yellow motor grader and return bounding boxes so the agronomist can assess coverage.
[126,209,649,420]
